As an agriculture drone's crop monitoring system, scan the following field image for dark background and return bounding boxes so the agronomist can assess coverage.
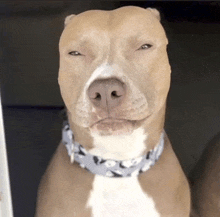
[1,1,220,216]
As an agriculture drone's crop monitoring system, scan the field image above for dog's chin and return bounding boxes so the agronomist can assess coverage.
[90,119,135,136]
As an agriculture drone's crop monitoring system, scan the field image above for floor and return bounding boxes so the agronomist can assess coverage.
[2,18,220,217]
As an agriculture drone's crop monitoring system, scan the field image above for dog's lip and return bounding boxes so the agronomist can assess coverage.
[90,116,149,128]
[90,118,131,128]
[98,118,129,123]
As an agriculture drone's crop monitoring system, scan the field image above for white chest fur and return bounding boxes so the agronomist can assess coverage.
[87,127,160,216]
[86,175,160,217]
[89,127,148,160]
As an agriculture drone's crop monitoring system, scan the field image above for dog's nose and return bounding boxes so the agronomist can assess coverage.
[87,78,126,110]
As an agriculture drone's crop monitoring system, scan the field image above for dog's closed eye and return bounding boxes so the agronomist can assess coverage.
[138,44,152,50]
[68,51,82,56]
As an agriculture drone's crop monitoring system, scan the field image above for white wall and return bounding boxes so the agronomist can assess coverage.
[0,92,13,217]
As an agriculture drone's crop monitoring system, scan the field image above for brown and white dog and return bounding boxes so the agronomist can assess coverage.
[190,133,220,217]
[35,6,190,217]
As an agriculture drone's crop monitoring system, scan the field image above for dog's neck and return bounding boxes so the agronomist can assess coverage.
[63,107,166,177]
[62,120,164,177]
[67,106,166,161]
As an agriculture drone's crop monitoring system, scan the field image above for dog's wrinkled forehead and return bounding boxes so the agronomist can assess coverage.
[59,6,167,48]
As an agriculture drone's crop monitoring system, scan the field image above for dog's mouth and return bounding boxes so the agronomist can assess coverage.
[90,117,147,136]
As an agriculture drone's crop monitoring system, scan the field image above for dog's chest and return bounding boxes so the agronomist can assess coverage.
[86,175,160,217]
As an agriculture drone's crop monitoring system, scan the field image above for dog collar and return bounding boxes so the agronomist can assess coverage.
[62,120,164,178]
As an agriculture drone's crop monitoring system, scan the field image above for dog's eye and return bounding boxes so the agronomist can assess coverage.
[68,51,82,56]
[139,44,152,50]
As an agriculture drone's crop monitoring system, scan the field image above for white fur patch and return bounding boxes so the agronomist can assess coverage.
[86,175,160,217]
[89,127,147,160]
[75,63,115,123]
[85,63,115,89]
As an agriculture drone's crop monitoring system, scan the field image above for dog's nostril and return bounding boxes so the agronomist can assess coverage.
[95,93,101,100]
[111,91,120,98]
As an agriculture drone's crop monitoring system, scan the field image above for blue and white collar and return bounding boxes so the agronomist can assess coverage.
[62,120,164,178]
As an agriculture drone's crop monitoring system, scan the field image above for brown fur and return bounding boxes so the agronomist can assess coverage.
[139,134,190,216]
[36,144,94,217]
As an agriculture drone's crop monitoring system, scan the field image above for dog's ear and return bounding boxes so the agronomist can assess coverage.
[146,8,160,21]
[64,14,76,27]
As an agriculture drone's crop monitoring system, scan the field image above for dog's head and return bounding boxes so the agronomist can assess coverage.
[58,6,171,138]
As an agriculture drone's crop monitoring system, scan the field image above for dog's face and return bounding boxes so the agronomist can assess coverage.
[58,6,171,136]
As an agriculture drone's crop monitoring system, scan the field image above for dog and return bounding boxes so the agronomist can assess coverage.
[190,133,220,217]
[35,6,190,217]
